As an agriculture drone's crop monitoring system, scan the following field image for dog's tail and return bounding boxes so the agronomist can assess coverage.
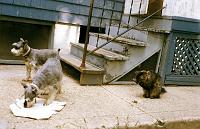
[57,48,61,58]
[57,48,61,53]
[161,87,167,94]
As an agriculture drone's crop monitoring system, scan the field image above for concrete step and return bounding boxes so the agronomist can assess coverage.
[105,24,148,42]
[70,42,129,83]
[70,42,129,62]
[89,33,148,55]
[90,33,148,46]
[60,50,105,85]
[121,15,171,33]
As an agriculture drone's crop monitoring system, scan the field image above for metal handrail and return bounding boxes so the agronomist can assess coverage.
[87,6,166,55]
[80,0,94,68]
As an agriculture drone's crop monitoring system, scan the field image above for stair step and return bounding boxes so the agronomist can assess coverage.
[105,24,148,42]
[90,33,148,47]
[60,50,104,74]
[89,33,148,56]
[116,24,170,33]
[60,50,105,85]
[70,42,129,61]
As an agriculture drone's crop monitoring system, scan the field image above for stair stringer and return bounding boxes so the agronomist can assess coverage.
[101,32,165,83]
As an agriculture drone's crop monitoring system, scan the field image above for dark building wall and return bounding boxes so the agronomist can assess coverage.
[0,0,125,27]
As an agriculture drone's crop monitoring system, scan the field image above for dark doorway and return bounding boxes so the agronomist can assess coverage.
[78,25,105,43]
[0,20,52,62]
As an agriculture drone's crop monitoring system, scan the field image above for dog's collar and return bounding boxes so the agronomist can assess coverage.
[23,46,31,57]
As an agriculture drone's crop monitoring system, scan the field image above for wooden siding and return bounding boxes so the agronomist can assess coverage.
[163,0,200,20]
[0,0,125,27]
[124,0,200,20]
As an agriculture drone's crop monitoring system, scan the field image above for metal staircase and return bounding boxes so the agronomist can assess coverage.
[60,0,166,85]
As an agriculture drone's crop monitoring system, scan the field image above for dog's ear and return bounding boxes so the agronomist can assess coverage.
[12,42,17,47]
[24,40,28,45]
[22,40,28,46]
[20,38,28,45]
[21,81,29,89]
[20,38,25,42]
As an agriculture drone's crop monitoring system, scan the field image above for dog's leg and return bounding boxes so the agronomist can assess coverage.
[44,86,57,106]
[56,81,62,94]
[23,62,32,82]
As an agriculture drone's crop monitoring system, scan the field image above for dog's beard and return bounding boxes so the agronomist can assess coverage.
[11,48,23,56]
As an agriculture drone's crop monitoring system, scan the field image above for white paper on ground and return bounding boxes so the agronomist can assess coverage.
[10,98,66,120]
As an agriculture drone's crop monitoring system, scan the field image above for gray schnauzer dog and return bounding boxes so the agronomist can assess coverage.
[21,57,63,108]
[135,70,166,99]
[11,38,60,81]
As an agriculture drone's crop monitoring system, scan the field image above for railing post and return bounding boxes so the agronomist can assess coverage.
[80,0,94,68]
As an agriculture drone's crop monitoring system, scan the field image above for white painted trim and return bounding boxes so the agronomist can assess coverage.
[53,23,80,51]
[162,0,200,20]
[124,0,149,14]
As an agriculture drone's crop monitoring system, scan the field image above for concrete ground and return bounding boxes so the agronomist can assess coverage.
[0,65,200,129]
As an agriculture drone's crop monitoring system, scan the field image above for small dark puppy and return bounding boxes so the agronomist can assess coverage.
[11,38,60,81]
[135,70,166,99]
[21,57,63,108]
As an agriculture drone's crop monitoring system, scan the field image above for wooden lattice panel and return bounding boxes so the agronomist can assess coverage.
[171,37,200,75]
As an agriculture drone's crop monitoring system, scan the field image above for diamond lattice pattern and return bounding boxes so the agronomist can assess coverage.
[171,37,200,75]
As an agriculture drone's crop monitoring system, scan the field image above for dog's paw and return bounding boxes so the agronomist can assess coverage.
[43,101,49,106]
[43,103,48,106]
[43,99,53,106]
